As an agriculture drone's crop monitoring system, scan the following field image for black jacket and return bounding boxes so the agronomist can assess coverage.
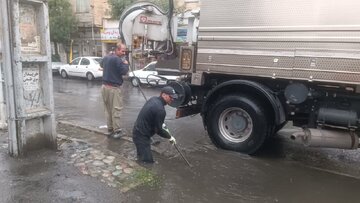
[133,96,171,139]
[101,54,129,86]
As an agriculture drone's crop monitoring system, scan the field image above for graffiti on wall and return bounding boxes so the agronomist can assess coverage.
[23,63,43,110]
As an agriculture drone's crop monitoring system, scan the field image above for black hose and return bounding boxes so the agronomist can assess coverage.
[146,74,170,87]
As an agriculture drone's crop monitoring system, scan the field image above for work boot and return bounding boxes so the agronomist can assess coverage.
[111,129,125,139]
[105,128,114,137]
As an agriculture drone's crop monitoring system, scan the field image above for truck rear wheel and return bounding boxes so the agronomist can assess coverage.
[207,94,268,154]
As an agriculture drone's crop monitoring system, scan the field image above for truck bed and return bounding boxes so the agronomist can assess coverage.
[196,0,360,85]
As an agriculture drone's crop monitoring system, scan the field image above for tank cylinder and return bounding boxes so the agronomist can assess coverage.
[317,108,358,127]
[292,128,359,149]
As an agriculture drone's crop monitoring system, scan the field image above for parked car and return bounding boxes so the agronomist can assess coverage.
[51,61,66,73]
[59,57,103,81]
[128,61,179,87]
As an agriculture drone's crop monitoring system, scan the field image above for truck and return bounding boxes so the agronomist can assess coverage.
[119,0,360,154]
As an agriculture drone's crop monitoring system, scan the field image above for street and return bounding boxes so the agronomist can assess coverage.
[53,75,360,202]
[1,0,360,202]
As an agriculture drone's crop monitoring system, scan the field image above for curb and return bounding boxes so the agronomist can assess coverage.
[57,120,164,154]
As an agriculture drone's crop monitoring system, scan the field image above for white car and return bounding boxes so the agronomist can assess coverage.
[128,61,179,87]
[52,61,66,73]
[59,57,103,81]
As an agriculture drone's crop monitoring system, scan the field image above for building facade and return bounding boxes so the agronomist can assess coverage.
[67,0,199,60]
[69,0,111,59]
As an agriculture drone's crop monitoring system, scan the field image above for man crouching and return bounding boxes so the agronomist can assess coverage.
[132,86,177,163]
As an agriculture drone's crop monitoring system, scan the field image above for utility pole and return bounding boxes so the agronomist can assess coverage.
[0,0,56,156]
[91,4,97,56]
[0,20,7,129]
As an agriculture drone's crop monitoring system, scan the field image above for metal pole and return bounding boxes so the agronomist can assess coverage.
[91,4,95,55]
[91,4,94,41]
[173,143,192,167]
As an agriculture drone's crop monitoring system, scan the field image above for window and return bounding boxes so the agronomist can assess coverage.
[76,0,90,13]
[177,28,187,37]
[176,28,187,42]
[145,63,156,71]
[80,58,90,65]
[93,58,102,64]
[70,58,81,65]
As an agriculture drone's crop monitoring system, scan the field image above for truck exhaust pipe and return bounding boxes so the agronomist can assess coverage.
[291,128,359,149]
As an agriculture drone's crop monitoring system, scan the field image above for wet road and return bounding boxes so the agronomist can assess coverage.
[53,75,360,202]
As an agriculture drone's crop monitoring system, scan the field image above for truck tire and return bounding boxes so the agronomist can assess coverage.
[207,94,268,154]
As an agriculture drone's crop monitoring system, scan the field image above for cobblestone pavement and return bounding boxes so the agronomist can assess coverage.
[0,125,158,199]
[57,134,155,192]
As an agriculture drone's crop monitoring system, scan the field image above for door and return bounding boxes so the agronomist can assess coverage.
[78,57,91,77]
[140,62,157,84]
[68,57,81,76]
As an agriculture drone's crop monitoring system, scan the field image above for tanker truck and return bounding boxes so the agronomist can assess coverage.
[119,0,360,154]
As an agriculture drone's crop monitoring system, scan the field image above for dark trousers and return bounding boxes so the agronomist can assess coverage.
[133,133,153,163]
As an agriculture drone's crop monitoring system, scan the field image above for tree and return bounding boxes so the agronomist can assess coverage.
[48,0,77,61]
[108,0,183,19]
[108,0,135,19]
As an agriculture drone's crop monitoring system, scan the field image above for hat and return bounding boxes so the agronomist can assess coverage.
[161,86,178,99]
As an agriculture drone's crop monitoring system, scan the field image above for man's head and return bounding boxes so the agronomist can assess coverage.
[115,42,126,57]
[160,86,178,105]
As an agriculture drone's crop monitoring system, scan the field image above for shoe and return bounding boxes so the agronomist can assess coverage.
[136,159,155,166]
[113,128,123,133]
[111,131,124,139]
[107,128,125,139]
[105,131,113,137]
[105,128,114,137]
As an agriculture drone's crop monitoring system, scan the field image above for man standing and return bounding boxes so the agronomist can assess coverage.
[101,42,129,138]
[133,86,178,163]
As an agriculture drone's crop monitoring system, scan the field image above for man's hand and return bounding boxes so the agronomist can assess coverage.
[120,56,129,64]
[169,136,176,145]
[162,123,173,142]
[162,123,170,134]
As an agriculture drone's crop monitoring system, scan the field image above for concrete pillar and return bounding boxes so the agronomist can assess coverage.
[0,6,7,129]
[1,0,56,156]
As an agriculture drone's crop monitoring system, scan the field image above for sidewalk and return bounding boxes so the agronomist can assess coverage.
[0,123,157,203]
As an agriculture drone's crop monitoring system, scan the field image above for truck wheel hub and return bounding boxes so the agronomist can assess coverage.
[219,107,253,143]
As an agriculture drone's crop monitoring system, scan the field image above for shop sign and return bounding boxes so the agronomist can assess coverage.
[139,16,162,25]
[101,28,120,41]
